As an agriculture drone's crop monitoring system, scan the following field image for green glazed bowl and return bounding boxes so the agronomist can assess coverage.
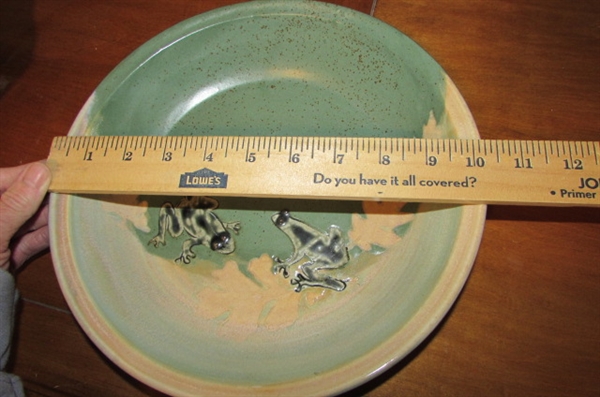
[50,1,485,396]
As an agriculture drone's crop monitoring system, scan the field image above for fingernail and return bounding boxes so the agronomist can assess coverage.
[23,163,51,190]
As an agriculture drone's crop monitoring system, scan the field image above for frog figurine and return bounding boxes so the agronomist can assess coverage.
[271,210,349,292]
[148,196,241,264]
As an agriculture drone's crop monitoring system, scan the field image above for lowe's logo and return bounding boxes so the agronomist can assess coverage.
[179,168,228,189]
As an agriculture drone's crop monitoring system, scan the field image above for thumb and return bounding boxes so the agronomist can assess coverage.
[0,163,52,255]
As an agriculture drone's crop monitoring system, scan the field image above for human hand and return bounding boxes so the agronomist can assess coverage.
[0,162,52,272]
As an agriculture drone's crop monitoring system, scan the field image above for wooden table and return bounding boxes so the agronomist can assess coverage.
[1,0,598,395]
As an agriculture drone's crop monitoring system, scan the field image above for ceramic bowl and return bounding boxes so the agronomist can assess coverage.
[50,2,485,396]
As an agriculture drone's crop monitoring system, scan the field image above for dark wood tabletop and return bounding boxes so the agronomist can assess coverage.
[1,0,598,396]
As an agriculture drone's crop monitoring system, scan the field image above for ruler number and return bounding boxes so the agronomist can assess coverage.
[564,159,584,170]
[514,158,532,169]
[335,154,344,164]
[123,151,133,161]
[84,151,93,161]
[427,155,438,166]
[379,154,390,165]
[163,151,172,162]
[290,153,300,163]
[246,152,257,163]
[466,157,485,168]
[204,153,214,162]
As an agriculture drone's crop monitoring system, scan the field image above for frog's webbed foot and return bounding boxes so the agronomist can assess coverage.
[271,257,290,278]
[290,273,307,292]
[175,250,196,265]
[273,265,290,278]
[148,235,165,247]
[225,221,241,235]
[175,239,200,264]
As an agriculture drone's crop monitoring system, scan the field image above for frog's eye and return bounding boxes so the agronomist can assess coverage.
[210,232,230,251]
[276,210,290,227]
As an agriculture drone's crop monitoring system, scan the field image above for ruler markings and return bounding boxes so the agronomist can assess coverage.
[332,139,338,163]
[518,140,524,166]
[82,137,90,161]
[567,141,573,168]
[202,139,209,161]
[267,136,272,158]
[122,137,130,160]
[244,139,250,162]
[102,137,109,157]
[142,137,148,157]
[161,141,169,162]
[495,140,500,163]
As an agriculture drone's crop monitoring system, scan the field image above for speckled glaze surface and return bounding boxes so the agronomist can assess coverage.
[49,1,485,396]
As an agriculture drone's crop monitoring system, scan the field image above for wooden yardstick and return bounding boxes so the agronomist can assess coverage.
[46,136,600,207]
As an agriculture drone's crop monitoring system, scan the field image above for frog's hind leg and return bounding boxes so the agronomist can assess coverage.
[291,273,347,292]
[148,202,183,247]
[293,261,347,292]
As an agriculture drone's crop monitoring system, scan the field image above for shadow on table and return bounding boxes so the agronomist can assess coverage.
[485,205,600,224]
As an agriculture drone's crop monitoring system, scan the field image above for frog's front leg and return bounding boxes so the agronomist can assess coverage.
[271,250,306,278]
[223,221,241,235]
[175,237,203,264]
